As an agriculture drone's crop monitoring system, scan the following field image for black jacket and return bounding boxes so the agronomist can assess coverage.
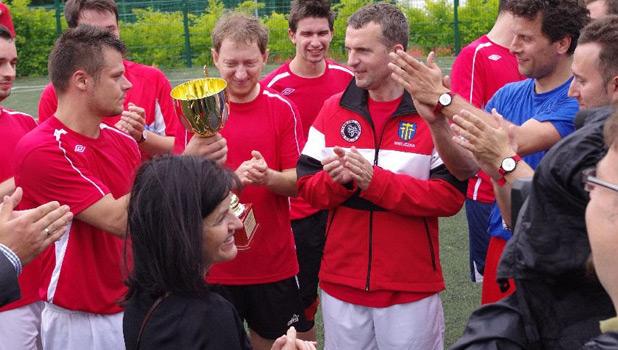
[0,252,20,307]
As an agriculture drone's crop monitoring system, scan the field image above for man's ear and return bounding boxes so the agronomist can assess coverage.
[288,28,296,44]
[211,48,219,66]
[555,36,572,55]
[262,49,269,64]
[608,75,618,104]
[72,70,88,91]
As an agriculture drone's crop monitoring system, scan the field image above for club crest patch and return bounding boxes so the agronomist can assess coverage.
[398,121,416,142]
[341,120,362,142]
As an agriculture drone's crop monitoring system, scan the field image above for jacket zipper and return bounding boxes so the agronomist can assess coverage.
[365,118,388,291]
[423,218,437,271]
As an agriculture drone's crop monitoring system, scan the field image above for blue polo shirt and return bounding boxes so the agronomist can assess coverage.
[486,77,579,240]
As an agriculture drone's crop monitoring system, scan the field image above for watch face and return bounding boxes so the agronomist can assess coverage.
[439,93,452,106]
[502,157,517,172]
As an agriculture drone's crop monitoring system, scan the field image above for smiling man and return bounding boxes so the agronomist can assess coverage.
[261,0,352,337]
[296,3,465,349]
[389,0,588,304]
[176,13,310,350]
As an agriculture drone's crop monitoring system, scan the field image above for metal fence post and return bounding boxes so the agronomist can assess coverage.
[182,0,192,67]
[54,0,62,36]
[453,0,461,55]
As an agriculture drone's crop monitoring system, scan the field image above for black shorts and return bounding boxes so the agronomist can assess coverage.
[209,277,312,340]
[291,210,327,321]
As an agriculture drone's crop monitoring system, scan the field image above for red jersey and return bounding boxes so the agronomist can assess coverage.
[13,117,141,314]
[0,107,36,312]
[450,35,524,203]
[261,60,353,220]
[38,60,178,157]
[203,86,304,285]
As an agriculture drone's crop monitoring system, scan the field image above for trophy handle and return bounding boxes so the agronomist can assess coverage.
[203,65,209,78]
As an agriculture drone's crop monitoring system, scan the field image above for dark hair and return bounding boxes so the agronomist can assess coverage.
[0,25,12,41]
[289,0,335,32]
[579,15,618,84]
[64,0,119,28]
[604,109,618,148]
[507,0,589,54]
[48,25,125,93]
[585,0,618,15]
[498,0,510,13]
[125,156,239,300]
[347,3,409,51]
[212,12,268,54]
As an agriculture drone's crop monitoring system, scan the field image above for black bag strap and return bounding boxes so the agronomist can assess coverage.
[136,292,170,349]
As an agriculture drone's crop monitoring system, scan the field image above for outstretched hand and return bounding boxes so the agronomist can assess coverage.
[0,188,73,265]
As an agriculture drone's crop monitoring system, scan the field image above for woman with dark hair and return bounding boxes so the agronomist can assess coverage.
[123,156,315,350]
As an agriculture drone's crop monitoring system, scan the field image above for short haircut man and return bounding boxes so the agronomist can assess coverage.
[390,0,588,304]
[297,3,465,349]
[13,25,141,349]
[260,1,352,334]
[38,0,179,158]
[190,13,309,350]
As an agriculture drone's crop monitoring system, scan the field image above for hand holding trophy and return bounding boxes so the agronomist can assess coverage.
[171,72,258,250]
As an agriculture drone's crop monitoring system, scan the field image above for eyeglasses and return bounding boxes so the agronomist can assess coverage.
[582,168,618,193]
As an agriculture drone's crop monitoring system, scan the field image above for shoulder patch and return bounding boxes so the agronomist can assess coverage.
[341,120,362,142]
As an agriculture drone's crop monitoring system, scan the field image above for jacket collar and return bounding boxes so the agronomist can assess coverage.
[339,79,417,125]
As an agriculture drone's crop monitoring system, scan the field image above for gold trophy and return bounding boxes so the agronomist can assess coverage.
[171,71,258,250]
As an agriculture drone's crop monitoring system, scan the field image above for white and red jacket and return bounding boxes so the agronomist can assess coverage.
[297,82,466,298]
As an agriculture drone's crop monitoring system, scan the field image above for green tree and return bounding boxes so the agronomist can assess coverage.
[10,0,59,76]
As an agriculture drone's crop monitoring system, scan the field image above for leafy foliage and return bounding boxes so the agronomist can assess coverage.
[8,0,500,76]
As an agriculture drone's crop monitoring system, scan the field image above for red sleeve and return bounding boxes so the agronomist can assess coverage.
[450,46,485,108]
[274,94,304,170]
[15,147,109,214]
[154,70,179,137]
[38,84,58,122]
[359,165,465,218]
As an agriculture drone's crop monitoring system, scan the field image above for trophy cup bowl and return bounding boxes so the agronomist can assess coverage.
[170,77,228,137]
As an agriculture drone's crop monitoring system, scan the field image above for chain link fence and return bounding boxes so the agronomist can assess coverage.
[13,0,498,75]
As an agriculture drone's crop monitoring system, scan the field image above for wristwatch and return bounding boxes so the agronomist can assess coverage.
[138,130,148,144]
[433,91,454,114]
[497,154,522,186]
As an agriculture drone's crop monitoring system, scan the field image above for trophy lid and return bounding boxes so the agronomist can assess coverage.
[170,78,227,101]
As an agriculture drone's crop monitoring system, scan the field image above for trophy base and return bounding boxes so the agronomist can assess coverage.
[234,203,258,250]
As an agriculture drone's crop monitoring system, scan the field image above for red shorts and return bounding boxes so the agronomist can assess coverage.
[481,236,516,304]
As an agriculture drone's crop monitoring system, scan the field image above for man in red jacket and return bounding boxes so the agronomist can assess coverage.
[296,3,465,349]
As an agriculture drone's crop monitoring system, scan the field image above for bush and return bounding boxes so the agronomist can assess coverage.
[10,0,60,77]
[120,8,186,67]
[190,0,225,68]
[264,12,293,63]
[8,0,500,76]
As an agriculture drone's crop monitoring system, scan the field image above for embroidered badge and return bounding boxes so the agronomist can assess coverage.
[341,120,362,142]
[398,121,416,142]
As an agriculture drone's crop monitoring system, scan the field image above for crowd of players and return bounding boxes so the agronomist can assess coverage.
[1,0,618,348]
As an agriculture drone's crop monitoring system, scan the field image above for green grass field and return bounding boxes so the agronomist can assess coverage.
[4,60,481,349]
